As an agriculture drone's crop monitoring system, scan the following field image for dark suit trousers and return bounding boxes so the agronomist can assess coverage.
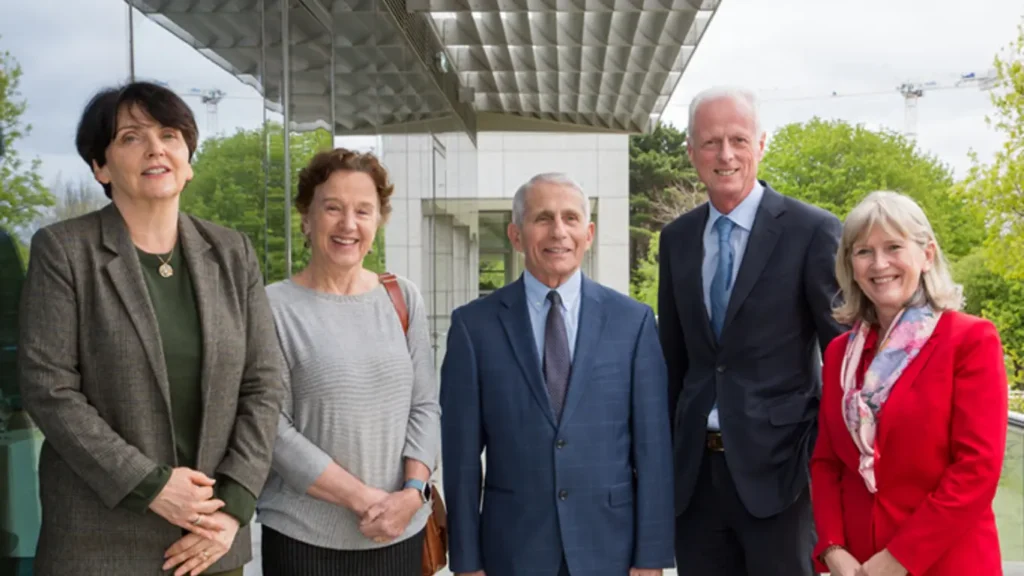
[674,450,814,576]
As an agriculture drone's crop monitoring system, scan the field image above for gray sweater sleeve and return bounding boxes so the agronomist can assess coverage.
[399,278,441,469]
[269,364,335,494]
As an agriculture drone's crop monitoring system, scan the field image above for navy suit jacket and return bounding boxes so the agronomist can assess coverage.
[658,183,845,519]
[440,274,675,576]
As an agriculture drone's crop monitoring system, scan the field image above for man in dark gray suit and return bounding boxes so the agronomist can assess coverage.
[658,87,845,575]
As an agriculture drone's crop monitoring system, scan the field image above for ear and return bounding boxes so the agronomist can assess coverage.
[757,131,767,158]
[922,240,937,272]
[92,160,111,185]
[507,221,523,253]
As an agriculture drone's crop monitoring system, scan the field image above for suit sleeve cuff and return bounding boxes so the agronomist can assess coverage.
[214,475,257,525]
[118,464,172,514]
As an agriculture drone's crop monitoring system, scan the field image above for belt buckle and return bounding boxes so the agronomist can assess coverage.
[706,432,724,452]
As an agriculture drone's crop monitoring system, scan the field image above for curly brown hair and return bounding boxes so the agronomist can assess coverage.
[296,148,394,223]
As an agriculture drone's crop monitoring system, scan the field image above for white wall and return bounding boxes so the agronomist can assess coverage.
[472,132,630,294]
[381,130,632,350]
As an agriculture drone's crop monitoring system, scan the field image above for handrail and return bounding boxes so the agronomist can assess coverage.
[1009,410,1024,429]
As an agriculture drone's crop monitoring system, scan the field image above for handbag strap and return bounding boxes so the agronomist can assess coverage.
[379,272,409,335]
[378,272,443,479]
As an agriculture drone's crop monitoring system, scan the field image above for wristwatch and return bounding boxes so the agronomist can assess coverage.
[403,478,432,503]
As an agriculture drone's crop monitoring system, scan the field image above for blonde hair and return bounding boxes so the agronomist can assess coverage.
[833,191,962,326]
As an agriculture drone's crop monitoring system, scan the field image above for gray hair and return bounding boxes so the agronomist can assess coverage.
[833,191,963,326]
[512,172,591,227]
[687,86,763,138]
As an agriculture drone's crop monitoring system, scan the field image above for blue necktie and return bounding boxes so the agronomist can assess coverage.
[544,290,571,421]
[710,217,736,340]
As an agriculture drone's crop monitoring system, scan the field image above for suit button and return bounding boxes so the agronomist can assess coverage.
[559,490,568,500]
[556,439,566,449]
[716,365,726,373]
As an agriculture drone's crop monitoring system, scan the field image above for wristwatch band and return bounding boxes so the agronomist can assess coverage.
[403,478,431,503]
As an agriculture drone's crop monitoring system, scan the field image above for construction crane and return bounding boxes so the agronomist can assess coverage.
[897,69,997,139]
[683,68,1002,139]
[151,81,233,135]
[179,88,227,135]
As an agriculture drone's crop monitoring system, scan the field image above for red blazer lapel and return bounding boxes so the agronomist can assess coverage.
[875,311,950,453]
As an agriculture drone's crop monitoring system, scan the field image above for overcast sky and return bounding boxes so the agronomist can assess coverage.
[1,0,1021,194]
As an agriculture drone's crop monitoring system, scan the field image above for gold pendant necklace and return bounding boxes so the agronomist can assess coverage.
[157,252,174,278]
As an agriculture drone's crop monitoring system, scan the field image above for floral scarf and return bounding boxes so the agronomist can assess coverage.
[840,305,941,493]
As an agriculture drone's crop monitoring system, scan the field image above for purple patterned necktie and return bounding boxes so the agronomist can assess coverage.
[543,290,571,421]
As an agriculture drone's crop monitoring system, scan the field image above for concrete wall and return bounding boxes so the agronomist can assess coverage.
[380,131,630,365]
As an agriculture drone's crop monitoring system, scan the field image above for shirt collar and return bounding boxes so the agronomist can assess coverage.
[708,180,764,232]
[523,267,582,311]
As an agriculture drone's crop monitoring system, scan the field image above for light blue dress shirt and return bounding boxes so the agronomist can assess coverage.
[702,181,764,431]
[523,268,582,364]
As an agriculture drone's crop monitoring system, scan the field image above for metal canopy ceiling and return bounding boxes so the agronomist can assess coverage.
[126,0,719,140]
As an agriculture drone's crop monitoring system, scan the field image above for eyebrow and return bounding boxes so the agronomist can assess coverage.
[114,124,143,134]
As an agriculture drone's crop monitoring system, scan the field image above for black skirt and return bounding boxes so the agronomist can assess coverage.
[260,525,424,576]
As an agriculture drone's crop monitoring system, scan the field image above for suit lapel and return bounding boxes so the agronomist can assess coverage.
[100,204,173,416]
[178,215,219,462]
[558,277,606,428]
[675,204,717,348]
[722,186,785,332]
[499,279,557,428]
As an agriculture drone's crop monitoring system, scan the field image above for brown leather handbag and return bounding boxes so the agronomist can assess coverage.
[379,272,449,576]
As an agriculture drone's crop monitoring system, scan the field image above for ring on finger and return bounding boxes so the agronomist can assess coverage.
[201,549,210,560]
[191,514,203,526]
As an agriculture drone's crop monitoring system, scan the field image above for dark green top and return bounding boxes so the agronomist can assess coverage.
[118,241,255,524]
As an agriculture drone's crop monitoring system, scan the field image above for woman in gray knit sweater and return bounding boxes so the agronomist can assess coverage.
[256,148,440,575]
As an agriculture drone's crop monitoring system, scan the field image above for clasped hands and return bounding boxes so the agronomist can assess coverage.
[356,485,422,544]
[825,547,907,576]
[148,467,241,576]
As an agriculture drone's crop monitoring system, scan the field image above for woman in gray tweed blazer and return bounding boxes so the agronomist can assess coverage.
[17,81,284,576]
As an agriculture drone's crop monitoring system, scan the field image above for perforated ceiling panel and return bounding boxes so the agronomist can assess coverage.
[127,0,719,137]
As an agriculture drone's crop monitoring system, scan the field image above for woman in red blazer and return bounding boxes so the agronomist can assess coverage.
[811,191,1008,576]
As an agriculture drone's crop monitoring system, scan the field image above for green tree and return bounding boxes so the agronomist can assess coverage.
[952,19,1024,389]
[760,118,984,260]
[957,18,1024,281]
[182,124,385,284]
[32,174,108,228]
[629,122,701,272]
[0,43,52,232]
[953,251,1023,387]
[630,231,660,313]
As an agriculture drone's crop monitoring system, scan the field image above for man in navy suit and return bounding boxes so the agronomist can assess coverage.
[659,87,845,575]
[441,173,675,576]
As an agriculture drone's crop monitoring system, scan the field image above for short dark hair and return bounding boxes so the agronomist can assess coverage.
[75,81,199,198]
[296,148,394,223]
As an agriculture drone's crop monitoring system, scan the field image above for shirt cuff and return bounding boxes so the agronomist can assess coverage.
[214,475,257,525]
[118,464,172,514]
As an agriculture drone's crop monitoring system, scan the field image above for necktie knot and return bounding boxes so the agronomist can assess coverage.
[714,216,735,241]
[547,290,562,307]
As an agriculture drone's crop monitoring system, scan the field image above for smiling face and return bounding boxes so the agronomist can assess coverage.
[93,104,194,203]
[688,96,765,213]
[302,169,380,272]
[507,181,594,288]
[851,224,935,328]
